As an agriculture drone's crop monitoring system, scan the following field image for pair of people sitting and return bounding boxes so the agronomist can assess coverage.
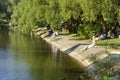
[96,30,115,40]
[83,30,115,51]
[47,29,59,37]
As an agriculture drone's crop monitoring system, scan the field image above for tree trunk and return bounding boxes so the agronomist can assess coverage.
[100,21,107,32]
[111,20,118,36]
[68,16,78,34]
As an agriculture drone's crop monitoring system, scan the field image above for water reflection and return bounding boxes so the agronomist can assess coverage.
[51,45,58,57]
[0,31,87,80]
[0,49,32,80]
[0,29,9,48]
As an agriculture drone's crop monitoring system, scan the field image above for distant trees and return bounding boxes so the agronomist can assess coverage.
[8,0,120,39]
[0,0,10,19]
[0,0,11,28]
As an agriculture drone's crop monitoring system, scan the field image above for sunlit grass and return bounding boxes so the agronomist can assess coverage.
[59,32,120,50]
[97,38,120,50]
[85,38,120,50]
[67,34,120,50]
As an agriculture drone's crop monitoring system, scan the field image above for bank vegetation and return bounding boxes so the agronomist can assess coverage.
[7,0,120,39]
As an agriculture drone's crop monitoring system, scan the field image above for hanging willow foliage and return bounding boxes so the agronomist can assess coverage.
[8,0,120,38]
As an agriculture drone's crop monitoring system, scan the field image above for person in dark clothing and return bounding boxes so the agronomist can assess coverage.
[46,24,50,30]
[48,29,53,36]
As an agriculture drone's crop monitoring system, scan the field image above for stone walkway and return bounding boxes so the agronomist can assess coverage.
[35,28,120,80]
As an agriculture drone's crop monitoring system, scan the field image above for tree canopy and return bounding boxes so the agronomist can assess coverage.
[0,0,11,28]
[7,0,120,38]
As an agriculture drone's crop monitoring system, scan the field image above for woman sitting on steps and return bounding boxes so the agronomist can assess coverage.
[83,36,99,51]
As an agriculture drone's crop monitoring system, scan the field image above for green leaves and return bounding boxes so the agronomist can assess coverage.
[8,0,120,38]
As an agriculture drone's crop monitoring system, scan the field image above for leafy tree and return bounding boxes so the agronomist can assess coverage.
[44,0,61,30]
[59,0,82,33]
[8,0,120,39]
[0,0,11,28]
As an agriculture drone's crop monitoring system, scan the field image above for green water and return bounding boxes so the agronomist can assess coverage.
[0,30,90,80]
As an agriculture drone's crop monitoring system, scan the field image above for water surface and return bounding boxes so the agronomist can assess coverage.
[0,30,88,80]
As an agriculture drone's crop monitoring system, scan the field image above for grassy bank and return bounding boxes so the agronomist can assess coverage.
[97,38,120,50]
[65,33,120,50]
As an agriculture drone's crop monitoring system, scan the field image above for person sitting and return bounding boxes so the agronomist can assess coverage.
[107,30,115,38]
[46,24,50,30]
[97,31,107,40]
[83,36,98,51]
[52,32,59,38]
[95,32,101,37]
[47,29,53,36]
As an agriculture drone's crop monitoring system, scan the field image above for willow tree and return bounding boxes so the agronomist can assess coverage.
[94,0,120,34]
[59,0,82,33]
[0,0,11,20]
[9,0,21,30]
[9,0,40,33]
[9,0,48,33]
[113,0,120,34]
[34,0,48,27]
[43,0,61,30]
[8,0,120,36]
[78,0,120,34]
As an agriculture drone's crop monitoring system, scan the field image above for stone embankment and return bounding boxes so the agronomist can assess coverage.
[33,28,120,80]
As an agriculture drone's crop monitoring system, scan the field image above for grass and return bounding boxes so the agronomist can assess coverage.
[59,31,120,50]
[66,33,120,50]
[83,38,120,50]
[97,38,120,50]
